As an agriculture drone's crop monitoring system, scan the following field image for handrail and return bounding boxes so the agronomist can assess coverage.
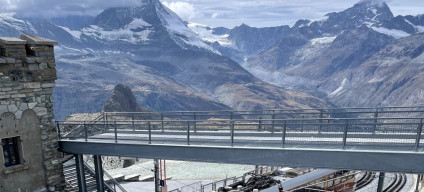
[103,105,424,114]
[103,169,128,192]
[58,117,424,123]
[61,113,105,138]
[83,158,127,192]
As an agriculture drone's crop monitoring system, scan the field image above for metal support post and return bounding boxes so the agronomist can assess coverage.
[187,121,190,145]
[271,110,275,133]
[161,113,164,132]
[154,159,161,192]
[132,113,135,131]
[416,118,423,151]
[282,120,287,148]
[377,172,385,192]
[318,110,323,134]
[105,113,108,130]
[230,120,234,146]
[114,121,117,143]
[193,112,197,133]
[148,122,152,144]
[75,154,87,192]
[416,174,421,192]
[300,115,304,132]
[342,120,348,149]
[373,109,378,134]
[93,155,104,192]
[258,116,262,131]
[255,165,259,174]
[84,121,88,141]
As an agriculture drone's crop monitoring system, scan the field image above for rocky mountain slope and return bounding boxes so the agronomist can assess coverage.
[0,0,329,120]
[189,0,424,107]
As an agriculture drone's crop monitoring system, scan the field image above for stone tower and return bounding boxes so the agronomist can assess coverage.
[0,35,65,191]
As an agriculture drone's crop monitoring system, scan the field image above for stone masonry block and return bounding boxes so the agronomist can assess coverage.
[23,82,41,89]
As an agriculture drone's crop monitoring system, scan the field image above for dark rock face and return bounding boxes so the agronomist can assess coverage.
[104,84,149,112]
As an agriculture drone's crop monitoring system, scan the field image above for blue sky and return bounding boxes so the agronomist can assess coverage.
[0,0,423,28]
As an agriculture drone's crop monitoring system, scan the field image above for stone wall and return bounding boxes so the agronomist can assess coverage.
[0,35,64,191]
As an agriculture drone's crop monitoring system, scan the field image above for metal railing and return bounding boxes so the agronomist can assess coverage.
[83,157,128,192]
[168,166,276,192]
[57,106,424,152]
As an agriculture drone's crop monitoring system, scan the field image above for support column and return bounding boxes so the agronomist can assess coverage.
[377,172,385,192]
[416,174,421,192]
[94,155,105,192]
[75,154,87,192]
[154,159,161,192]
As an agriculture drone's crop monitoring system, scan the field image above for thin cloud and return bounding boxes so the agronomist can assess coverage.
[0,0,423,27]
[162,1,198,20]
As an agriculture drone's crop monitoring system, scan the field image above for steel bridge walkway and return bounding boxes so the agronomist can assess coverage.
[57,106,424,191]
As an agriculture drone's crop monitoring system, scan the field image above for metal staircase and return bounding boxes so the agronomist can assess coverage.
[63,158,127,192]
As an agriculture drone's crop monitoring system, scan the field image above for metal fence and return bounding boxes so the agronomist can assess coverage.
[57,106,424,152]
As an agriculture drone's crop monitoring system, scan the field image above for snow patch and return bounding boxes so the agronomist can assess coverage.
[369,8,378,15]
[329,78,347,96]
[155,2,220,54]
[310,36,337,45]
[81,18,153,43]
[404,19,424,33]
[188,22,234,47]
[371,27,410,39]
[59,26,82,39]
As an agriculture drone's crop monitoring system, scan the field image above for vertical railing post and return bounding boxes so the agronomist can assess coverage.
[187,121,190,145]
[415,118,423,151]
[56,121,61,140]
[231,120,234,146]
[114,121,117,143]
[282,120,287,148]
[105,112,108,130]
[373,108,378,134]
[132,113,135,132]
[342,120,348,149]
[258,116,262,131]
[319,110,323,134]
[300,115,304,132]
[193,112,197,133]
[148,121,152,144]
[84,121,88,142]
[161,113,164,132]
[271,110,275,133]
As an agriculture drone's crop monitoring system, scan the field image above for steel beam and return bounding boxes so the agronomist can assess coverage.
[377,172,385,192]
[93,155,104,192]
[75,154,87,192]
[61,141,424,174]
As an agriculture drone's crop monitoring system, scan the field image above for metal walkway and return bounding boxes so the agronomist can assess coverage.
[58,106,424,174]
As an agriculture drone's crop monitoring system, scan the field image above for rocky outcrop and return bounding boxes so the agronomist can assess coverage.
[104,83,149,113]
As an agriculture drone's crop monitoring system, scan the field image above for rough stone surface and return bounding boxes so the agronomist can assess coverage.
[104,83,150,113]
[0,35,65,191]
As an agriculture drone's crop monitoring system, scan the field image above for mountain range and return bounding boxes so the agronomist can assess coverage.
[0,0,423,119]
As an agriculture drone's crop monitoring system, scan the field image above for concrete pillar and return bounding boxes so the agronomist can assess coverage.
[94,155,104,192]
[75,154,87,192]
[376,172,385,192]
